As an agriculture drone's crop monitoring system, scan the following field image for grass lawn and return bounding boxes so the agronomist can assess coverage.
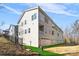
[43,43,65,49]
[23,45,64,56]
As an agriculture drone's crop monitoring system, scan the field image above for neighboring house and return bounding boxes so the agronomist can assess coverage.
[0,29,3,36]
[0,29,4,36]
[18,6,64,47]
[3,29,9,36]
[8,25,18,43]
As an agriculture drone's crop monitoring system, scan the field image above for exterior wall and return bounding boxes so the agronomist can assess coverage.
[18,7,64,47]
[0,29,3,36]
[39,11,64,47]
[18,9,39,47]
[39,38,52,46]
[9,25,18,43]
[9,25,16,42]
[15,26,18,43]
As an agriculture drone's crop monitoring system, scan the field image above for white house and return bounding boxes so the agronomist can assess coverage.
[0,29,3,36]
[8,25,18,43]
[18,7,64,47]
[3,29,9,36]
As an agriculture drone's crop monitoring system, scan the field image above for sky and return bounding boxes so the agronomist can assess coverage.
[0,3,79,31]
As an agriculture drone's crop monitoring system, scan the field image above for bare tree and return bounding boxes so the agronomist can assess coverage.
[71,20,79,44]
[64,20,79,45]
[64,26,73,45]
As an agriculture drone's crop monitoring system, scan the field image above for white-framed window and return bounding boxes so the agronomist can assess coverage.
[28,28,30,33]
[25,29,27,34]
[25,20,26,25]
[32,13,37,20]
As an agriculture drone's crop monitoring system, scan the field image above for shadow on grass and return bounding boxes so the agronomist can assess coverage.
[42,43,65,49]
[23,45,64,56]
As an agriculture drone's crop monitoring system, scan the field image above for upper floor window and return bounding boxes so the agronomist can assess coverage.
[25,29,27,34]
[52,31,54,35]
[52,26,58,31]
[28,28,30,33]
[25,20,26,25]
[32,13,37,20]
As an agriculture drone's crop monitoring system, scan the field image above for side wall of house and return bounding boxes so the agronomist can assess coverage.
[9,26,16,43]
[39,10,64,46]
[18,9,39,47]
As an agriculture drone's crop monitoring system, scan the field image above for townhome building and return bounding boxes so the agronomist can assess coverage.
[0,29,3,36]
[18,7,64,47]
[8,25,18,43]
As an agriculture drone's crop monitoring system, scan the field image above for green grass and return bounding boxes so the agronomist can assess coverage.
[43,43,64,49]
[23,45,64,56]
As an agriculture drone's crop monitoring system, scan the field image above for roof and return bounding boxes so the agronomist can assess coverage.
[17,6,63,32]
[8,24,17,30]
[17,7,39,24]
[3,29,9,32]
[38,7,63,32]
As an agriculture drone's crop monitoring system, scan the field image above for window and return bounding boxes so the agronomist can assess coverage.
[32,13,37,20]
[28,28,30,33]
[25,29,27,34]
[25,20,26,25]
[52,26,58,31]
[39,25,44,32]
[52,31,54,35]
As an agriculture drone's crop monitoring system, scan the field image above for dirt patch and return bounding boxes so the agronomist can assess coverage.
[0,36,39,56]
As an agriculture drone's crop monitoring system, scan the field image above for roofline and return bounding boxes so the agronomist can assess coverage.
[17,7,39,24]
[38,7,63,32]
[8,24,17,30]
[17,6,63,32]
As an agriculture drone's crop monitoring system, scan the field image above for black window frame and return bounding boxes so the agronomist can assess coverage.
[25,20,26,25]
[25,29,27,34]
[39,25,44,32]
[52,31,54,35]
[28,28,30,33]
